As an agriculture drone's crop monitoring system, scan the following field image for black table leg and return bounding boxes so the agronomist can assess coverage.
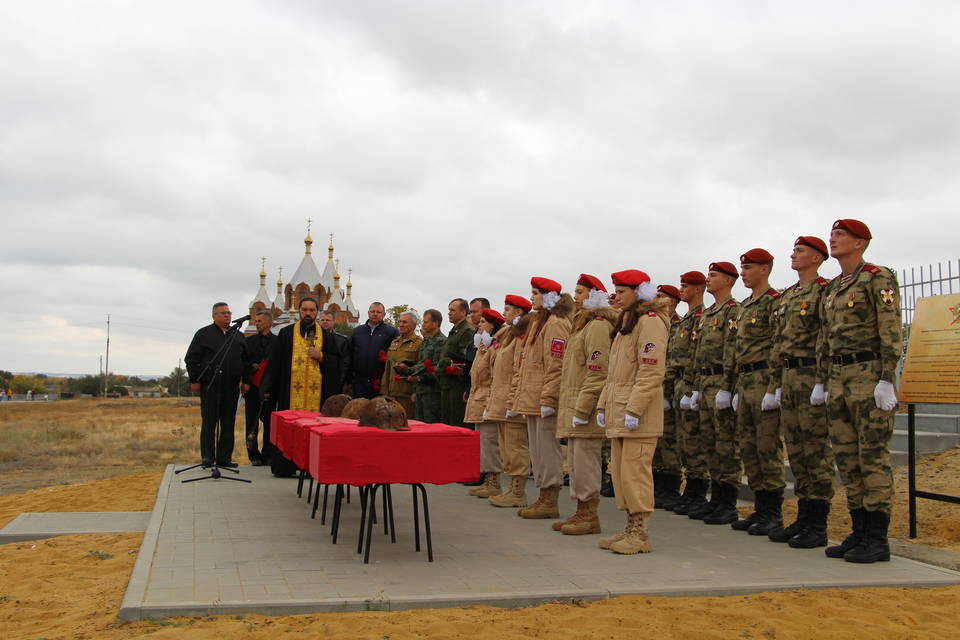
[320,484,330,524]
[385,484,396,543]
[412,484,421,552]
[363,484,382,564]
[331,484,344,544]
[413,483,433,562]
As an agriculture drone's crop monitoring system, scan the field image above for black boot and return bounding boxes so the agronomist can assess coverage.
[825,508,867,558]
[673,477,705,515]
[653,471,665,508]
[732,491,763,531]
[687,480,719,520]
[844,511,891,563]
[748,490,783,536]
[704,483,739,524]
[789,499,829,548]
[769,498,809,542]
[600,473,615,497]
[659,474,683,511]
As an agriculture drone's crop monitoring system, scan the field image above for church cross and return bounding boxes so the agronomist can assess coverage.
[306,217,312,234]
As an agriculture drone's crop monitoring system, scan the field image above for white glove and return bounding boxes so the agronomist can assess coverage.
[775,387,782,405]
[473,333,483,348]
[810,383,826,406]
[679,394,692,411]
[596,412,606,428]
[732,393,740,412]
[505,409,517,418]
[663,397,672,410]
[761,392,780,411]
[690,391,700,411]
[624,413,640,430]
[572,416,588,429]
[874,380,898,411]
[540,405,556,418]
[480,333,493,348]
[715,390,732,410]
[482,409,488,420]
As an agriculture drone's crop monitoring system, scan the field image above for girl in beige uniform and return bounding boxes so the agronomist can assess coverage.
[509,277,574,519]
[464,309,506,497]
[487,296,534,507]
[596,269,670,554]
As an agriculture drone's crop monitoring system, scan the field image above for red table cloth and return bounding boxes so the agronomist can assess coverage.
[270,410,319,448]
[309,423,480,485]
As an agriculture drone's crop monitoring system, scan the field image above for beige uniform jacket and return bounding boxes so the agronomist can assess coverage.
[464,335,495,424]
[380,334,423,400]
[509,313,572,416]
[598,303,670,439]
[485,326,526,425]
[556,308,617,439]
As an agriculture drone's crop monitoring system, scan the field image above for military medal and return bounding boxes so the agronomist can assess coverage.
[800,301,808,316]
[713,318,718,329]
[751,310,758,324]
[847,293,855,308]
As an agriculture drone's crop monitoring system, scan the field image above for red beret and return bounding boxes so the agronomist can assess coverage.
[709,261,739,279]
[611,269,651,287]
[504,294,532,312]
[577,273,607,293]
[481,308,505,325]
[657,284,682,301]
[832,218,872,240]
[530,276,562,293]
[740,248,775,264]
[680,270,706,285]
[795,235,829,258]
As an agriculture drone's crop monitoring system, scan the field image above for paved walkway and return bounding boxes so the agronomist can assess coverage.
[116,464,960,619]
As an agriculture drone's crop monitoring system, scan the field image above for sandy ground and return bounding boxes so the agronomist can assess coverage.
[1,399,960,638]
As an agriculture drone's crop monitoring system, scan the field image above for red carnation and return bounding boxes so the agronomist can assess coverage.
[424,359,435,374]
[393,374,401,382]
[373,378,381,392]
[445,365,462,376]
[378,350,388,363]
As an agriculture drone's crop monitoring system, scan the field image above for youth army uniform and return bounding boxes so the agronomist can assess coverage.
[817,246,902,563]
[652,295,684,509]
[672,302,707,514]
[409,331,446,423]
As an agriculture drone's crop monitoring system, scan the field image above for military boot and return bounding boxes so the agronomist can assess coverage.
[789,499,829,548]
[610,512,653,554]
[562,498,602,535]
[659,474,683,511]
[825,508,867,558]
[703,483,739,525]
[489,475,527,508]
[688,481,720,520]
[843,511,891,563]
[469,472,502,498]
[597,520,628,549]
[518,486,560,519]
[552,499,583,531]
[748,490,783,536]
[769,498,809,542]
[674,477,708,516]
[732,491,764,531]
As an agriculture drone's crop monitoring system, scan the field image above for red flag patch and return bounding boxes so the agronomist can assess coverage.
[550,338,566,358]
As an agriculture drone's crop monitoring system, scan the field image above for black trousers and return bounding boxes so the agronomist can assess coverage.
[243,386,267,461]
[199,377,240,464]
[352,376,377,399]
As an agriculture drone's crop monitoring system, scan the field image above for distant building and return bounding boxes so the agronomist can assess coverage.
[245,226,360,335]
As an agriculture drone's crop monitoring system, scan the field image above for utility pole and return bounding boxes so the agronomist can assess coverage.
[177,357,182,397]
[103,314,111,397]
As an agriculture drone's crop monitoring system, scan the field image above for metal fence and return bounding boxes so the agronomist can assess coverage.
[899,258,960,327]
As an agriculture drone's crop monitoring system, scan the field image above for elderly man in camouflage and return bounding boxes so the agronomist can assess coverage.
[814,219,902,564]
[765,236,835,549]
[728,248,785,534]
[686,262,742,524]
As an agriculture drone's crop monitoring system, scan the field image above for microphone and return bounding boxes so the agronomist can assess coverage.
[231,315,251,325]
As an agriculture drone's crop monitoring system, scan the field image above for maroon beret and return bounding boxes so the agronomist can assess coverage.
[530,276,562,293]
[832,219,872,239]
[740,248,775,264]
[481,308,505,325]
[577,273,607,293]
[709,261,740,279]
[795,235,829,258]
[680,270,707,285]
[657,284,682,301]
[611,269,651,287]
[504,294,532,312]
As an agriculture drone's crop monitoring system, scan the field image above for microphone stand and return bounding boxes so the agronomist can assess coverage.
[176,319,252,484]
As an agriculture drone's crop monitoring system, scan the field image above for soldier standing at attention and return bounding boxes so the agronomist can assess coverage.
[815,219,902,564]
[407,309,446,423]
[729,249,785,534]
[652,284,684,509]
[766,236,835,548]
[673,271,709,515]
[436,298,476,427]
[687,262,742,524]
[380,311,423,418]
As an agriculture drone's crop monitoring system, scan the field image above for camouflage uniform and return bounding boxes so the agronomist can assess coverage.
[654,311,684,475]
[409,331,446,424]
[381,333,423,419]
[436,319,476,427]
[818,262,902,515]
[734,289,785,493]
[677,304,708,482]
[769,277,835,502]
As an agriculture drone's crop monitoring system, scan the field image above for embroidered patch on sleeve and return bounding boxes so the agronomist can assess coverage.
[641,357,658,365]
[588,364,603,371]
[590,350,602,360]
[880,288,896,306]
[550,338,566,358]
[642,342,657,353]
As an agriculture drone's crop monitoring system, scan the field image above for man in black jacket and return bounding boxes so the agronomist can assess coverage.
[349,302,399,399]
[319,309,351,397]
[185,302,253,467]
[243,311,276,465]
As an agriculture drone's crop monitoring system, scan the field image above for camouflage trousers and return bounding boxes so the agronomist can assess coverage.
[677,387,710,481]
[827,360,895,514]
[736,371,785,492]
[440,383,469,428]
[781,365,835,501]
[415,391,442,424]
[699,375,741,486]
[653,406,683,475]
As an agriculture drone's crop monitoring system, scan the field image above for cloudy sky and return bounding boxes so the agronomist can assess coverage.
[3,1,959,376]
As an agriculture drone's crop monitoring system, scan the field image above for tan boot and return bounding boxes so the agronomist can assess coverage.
[489,475,527,508]
[610,512,652,554]
[552,498,583,531]
[597,520,628,549]
[562,498,601,535]
[469,472,502,498]
[518,486,560,519]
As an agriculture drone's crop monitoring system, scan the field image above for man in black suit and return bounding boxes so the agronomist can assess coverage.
[243,311,276,465]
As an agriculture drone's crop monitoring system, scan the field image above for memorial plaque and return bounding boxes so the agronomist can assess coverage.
[899,293,960,403]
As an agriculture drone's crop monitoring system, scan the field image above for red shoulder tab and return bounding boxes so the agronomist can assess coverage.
[816,277,829,287]
[726,299,737,306]
[694,309,702,317]
[766,288,780,298]
[647,310,657,317]
[672,314,681,323]
[863,263,881,274]
[594,315,605,321]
